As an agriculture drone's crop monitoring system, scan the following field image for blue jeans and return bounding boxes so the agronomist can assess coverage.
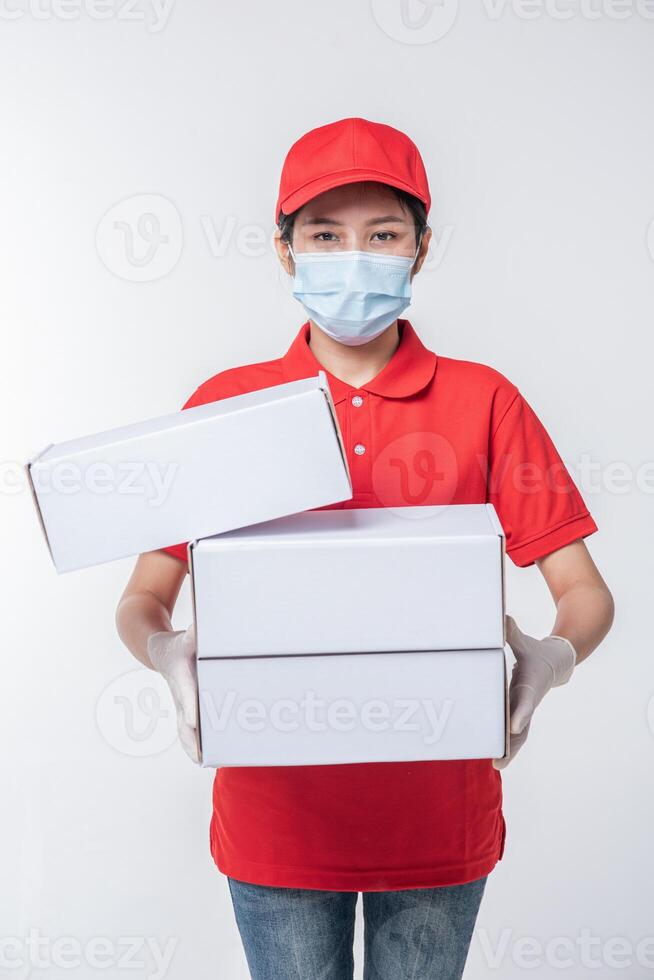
[227,875,487,980]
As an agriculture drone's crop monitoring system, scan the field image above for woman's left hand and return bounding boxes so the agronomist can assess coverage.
[493,614,577,770]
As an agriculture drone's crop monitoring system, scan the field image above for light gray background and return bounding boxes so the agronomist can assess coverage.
[2,2,653,978]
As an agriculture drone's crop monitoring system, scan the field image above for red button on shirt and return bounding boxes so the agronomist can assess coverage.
[162,319,598,891]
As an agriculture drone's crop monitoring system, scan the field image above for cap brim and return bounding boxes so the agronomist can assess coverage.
[278,170,430,220]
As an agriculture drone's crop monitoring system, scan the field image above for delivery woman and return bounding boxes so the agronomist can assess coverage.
[116,117,614,980]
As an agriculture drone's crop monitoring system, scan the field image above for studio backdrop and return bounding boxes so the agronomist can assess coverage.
[1,4,652,978]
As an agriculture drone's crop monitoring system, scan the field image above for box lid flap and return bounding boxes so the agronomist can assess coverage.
[194,503,506,550]
[32,375,326,464]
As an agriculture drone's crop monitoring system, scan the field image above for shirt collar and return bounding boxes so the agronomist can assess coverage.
[280,319,438,403]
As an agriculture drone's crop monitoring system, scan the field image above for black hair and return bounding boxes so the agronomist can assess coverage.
[278,185,429,248]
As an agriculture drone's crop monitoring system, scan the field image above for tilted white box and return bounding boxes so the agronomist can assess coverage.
[191,503,506,657]
[26,373,351,573]
[196,648,509,766]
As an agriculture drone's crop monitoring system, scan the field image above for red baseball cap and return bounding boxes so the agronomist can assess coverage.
[275,116,431,223]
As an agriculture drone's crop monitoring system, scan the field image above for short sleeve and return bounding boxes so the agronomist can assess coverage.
[160,540,189,563]
[488,390,598,567]
[159,387,203,565]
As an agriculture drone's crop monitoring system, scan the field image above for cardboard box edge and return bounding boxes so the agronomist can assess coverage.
[503,644,510,758]
[24,446,59,572]
[187,540,205,766]
[485,503,507,648]
[198,647,509,765]
[317,371,353,495]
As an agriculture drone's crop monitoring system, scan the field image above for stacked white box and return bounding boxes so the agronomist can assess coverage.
[197,649,508,766]
[26,373,351,572]
[25,375,509,766]
[190,504,509,766]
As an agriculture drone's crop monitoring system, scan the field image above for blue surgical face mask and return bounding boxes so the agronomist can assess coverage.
[287,242,421,346]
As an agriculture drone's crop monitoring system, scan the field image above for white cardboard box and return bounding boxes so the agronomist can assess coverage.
[196,648,509,766]
[26,373,351,573]
[191,503,506,657]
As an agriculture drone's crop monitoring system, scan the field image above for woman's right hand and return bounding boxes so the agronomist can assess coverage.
[147,624,200,763]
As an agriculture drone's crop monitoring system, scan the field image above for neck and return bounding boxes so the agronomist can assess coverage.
[308,320,401,389]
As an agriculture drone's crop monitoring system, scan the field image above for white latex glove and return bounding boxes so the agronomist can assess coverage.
[147,624,200,764]
[493,614,577,770]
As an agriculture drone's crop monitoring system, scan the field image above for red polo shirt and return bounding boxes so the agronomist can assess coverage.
[162,319,598,891]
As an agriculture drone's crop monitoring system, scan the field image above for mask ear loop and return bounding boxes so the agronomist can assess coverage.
[410,230,423,270]
[287,242,301,285]
[279,240,297,298]
[415,228,425,264]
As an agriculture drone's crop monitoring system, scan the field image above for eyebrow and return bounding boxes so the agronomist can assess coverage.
[299,215,407,227]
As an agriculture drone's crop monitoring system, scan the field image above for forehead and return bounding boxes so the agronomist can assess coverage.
[298,181,409,223]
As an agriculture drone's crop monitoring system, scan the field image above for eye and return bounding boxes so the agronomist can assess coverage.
[371,231,397,242]
[314,232,339,242]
